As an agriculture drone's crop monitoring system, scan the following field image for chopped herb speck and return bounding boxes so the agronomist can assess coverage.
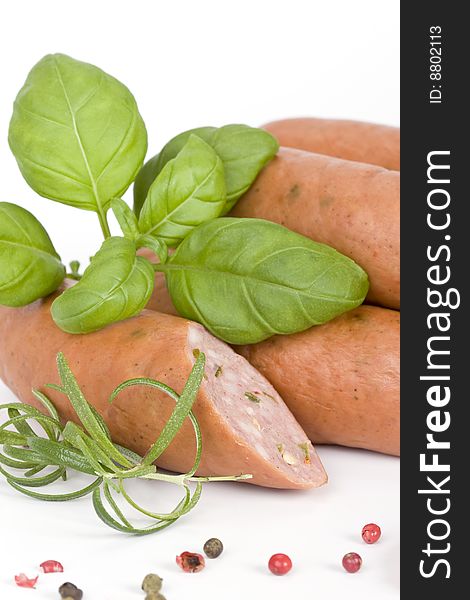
[245,392,261,403]
[298,442,311,464]
[263,391,278,403]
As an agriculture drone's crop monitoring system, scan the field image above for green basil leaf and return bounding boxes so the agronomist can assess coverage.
[51,237,154,334]
[8,54,147,220]
[158,218,369,344]
[152,127,217,174]
[133,126,215,218]
[111,198,139,240]
[136,235,168,265]
[0,202,65,307]
[138,135,226,247]
[133,124,278,217]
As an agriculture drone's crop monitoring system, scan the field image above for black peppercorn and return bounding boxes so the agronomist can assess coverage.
[58,582,83,599]
[203,537,224,559]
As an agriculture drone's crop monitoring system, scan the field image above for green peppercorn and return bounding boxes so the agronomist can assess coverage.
[58,582,83,599]
[146,593,166,600]
[142,573,163,594]
[203,537,224,558]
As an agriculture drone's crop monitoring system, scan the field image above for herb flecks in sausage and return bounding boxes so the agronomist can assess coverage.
[214,366,223,377]
[263,391,279,403]
[298,442,311,464]
[245,392,261,403]
[288,184,301,198]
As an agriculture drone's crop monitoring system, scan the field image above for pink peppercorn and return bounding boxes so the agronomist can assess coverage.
[268,553,292,575]
[176,551,205,573]
[15,573,38,588]
[342,552,362,573]
[40,559,64,573]
[362,523,381,544]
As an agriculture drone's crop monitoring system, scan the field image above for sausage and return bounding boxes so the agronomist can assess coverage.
[0,288,326,490]
[230,148,400,309]
[147,271,179,316]
[263,117,400,170]
[237,306,400,456]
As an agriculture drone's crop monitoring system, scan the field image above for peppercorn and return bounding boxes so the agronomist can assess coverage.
[268,553,292,575]
[203,537,224,559]
[58,582,83,599]
[142,573,163,593]
[145,593,166,600]
[362,523,381,544]
[342,552,362,573]
[176,551,205,573]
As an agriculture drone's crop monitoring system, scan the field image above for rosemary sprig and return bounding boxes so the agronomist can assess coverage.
[0,352,251,534]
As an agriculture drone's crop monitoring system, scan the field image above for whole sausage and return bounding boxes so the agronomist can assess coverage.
[147,270,179,315]
[263,117,400,170]
[237,305,400,456]
[0,289,326,490]
[230,148,400,309]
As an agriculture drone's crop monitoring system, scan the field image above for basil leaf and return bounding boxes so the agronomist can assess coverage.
[133,124,278,217]
[158,218,369,344]
[136,235,168,265]
[208,125,279,210]
[153,127,217,174]
[111,198,139,240]
[138,135,226,247]
[8,54,147,220]
[51,237,154,334]
[0,202,65,307]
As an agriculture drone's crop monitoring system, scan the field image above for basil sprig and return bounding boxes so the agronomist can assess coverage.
[0,352,251,535]
[3,53,368,340]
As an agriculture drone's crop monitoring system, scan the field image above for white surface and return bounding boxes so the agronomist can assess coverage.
[0,1,399,598]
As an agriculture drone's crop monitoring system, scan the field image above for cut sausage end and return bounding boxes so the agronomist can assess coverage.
[187,323,327,489]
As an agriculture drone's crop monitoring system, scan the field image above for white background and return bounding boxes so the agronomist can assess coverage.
[0,1,400,598]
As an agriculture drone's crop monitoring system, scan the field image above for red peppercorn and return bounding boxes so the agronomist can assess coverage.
[15,573,38,588]
[362,523,381,544]
[342,552,362,573]
[176,551,205,573]
[268,553,292,575]
[40,559,64,573]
